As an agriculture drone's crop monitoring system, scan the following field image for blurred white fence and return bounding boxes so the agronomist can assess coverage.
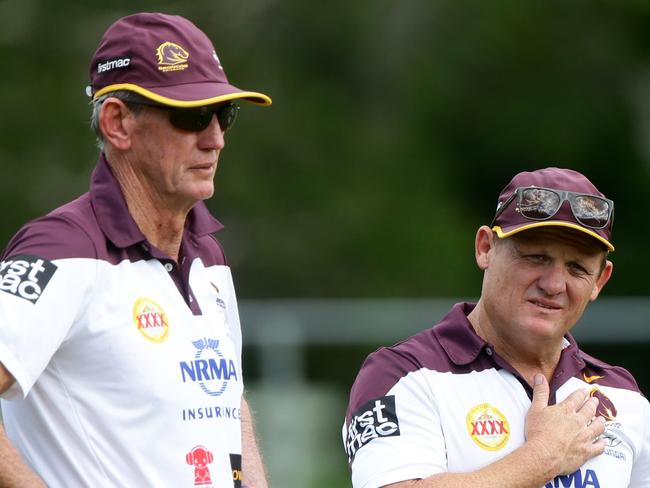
[241,297,650,384]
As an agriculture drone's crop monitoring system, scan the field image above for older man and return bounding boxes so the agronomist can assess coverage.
[343,168,650,487]
[0,12,270,487]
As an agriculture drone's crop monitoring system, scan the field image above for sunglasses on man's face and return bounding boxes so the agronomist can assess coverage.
[127,100,239,133]
[493,186,614,230]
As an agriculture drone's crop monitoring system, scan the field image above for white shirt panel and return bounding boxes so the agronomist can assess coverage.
[347,366,649,488]
[0,257,96,399]
[190,260,243,364]
[347,369,444,488]
[1,256,243,487]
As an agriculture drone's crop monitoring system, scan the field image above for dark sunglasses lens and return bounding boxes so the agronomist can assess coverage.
[168,104,238,132]
[216,104,238,132]
[519,188,561,220]
[169,108,212,132]
[571,195,611,229]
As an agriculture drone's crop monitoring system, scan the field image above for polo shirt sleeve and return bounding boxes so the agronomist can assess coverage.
[0,216,96,400]
[343,349,447,488]
[630,396,650,486]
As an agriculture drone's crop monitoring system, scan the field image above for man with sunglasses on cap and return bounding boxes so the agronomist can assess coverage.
[0,12,270,488]
[343,168,650,487]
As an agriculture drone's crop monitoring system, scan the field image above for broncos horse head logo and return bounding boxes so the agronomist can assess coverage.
[589,388,618,421]
[156,42,189,66]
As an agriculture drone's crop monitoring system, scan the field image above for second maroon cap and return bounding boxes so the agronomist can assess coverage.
[492,167,615,251]
[87,12,272,107]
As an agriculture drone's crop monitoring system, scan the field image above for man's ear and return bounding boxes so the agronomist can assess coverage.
[475,225,497,270]
[98,97,137,151]
[590,259,613,301]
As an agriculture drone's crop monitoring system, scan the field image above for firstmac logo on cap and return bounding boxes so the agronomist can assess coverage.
[156,41,189,72]
[133,297,170,342]
[97,57,131,74]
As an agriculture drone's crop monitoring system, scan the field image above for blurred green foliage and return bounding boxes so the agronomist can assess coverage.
[3,3,650,485]
[1,0,649,299]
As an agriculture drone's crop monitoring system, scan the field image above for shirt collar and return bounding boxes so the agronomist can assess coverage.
[433,302,487,365]
[89,153,224,249]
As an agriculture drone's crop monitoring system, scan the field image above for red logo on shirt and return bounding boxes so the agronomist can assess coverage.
[133,297,170,343]
[186,445,214,486]
[466,403,510,451]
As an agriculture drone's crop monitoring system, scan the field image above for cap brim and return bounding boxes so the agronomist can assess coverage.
[492,221,615,252]
[93,82,272,107]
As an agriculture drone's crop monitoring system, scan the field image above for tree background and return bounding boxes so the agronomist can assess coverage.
[1,1,649,486]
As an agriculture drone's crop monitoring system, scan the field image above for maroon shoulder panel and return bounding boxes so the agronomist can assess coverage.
[578,350,643,394]
[345,303,495,425]
[2,194,99,261]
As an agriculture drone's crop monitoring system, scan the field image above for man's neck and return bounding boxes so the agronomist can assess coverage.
[108,155,189,262]
[127,199,186,262]
[467,304,563,386]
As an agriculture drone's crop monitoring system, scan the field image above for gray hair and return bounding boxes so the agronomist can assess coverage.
[90,90,148,151]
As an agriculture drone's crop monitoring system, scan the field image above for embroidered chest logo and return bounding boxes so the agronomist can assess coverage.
[156,41,189,72]
[583,372,604,383]
[210,281,226,309]
[589,387,626,461]
[466,403,510,451]
[133,297,170,343]
[590,388,617,421]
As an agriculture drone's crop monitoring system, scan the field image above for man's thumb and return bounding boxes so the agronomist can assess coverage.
[531,373,549,409]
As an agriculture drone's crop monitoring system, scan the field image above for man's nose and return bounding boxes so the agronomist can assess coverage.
[198,114,225,150]
[537,262,567,296]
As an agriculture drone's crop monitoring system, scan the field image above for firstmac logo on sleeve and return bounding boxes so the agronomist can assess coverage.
[345,395,401,462]
[0,254,57,303]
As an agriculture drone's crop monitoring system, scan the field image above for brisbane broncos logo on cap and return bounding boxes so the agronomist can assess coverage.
[156,41,189,72]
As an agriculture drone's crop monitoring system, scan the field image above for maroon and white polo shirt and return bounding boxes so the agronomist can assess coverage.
[0,154,244,487]
[343,302,650,488]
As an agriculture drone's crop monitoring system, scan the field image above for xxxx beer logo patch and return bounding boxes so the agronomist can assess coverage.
[133,297,170,343]
[466,403,510,451]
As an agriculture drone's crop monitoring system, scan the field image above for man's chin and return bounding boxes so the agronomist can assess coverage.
[521,319,568,343]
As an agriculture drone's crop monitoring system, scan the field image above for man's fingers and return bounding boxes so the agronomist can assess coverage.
[561,388,591,412]
[530,374,550,410]
[589,428,607,456]
[577,396,599,423]
[588,416,607,437]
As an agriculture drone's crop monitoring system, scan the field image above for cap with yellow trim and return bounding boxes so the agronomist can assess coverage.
[491,167,615,252]
[87,12,271,108]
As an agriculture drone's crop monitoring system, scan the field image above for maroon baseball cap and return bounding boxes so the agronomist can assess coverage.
[491,167,615,252]
[87,12,272,107]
